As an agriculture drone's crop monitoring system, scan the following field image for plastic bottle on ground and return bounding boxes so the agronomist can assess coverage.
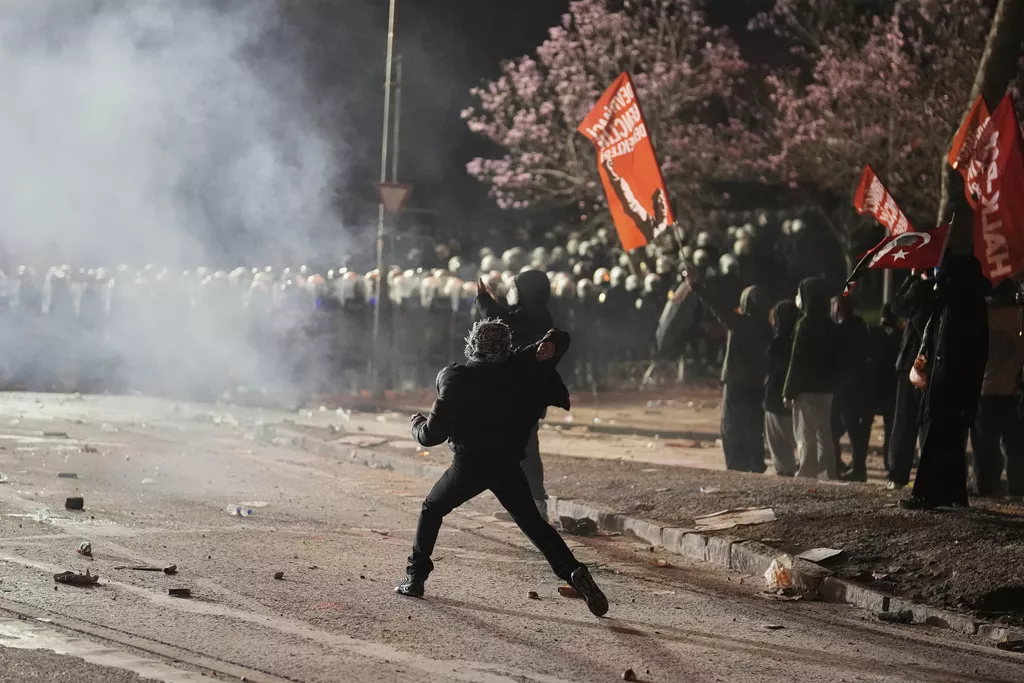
[225,505,253,517]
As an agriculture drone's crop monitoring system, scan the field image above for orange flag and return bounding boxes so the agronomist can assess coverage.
[853,165,914,236]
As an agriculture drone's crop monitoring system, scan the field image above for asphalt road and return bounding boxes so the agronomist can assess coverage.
[0,393,1021,683]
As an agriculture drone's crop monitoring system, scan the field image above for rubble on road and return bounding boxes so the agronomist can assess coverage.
[54,570,98,586]
[113,565,177,575]
[57,472,78,479]
[559,516,597,536]
[64,497,84,511]
[77,542,92,557]
[274,571,284,580]
[527,591,539,600]
[167,588,191,598]
[693,507,776,531]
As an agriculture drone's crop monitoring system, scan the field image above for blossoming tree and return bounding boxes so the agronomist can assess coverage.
[462,0,767,233]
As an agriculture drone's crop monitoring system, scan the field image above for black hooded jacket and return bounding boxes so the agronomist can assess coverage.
[783,277,840,399]
[411,329,570,464]
[476,270,554,347]
[891,274,935,372]
[765,300,799,415]
[692,283,771,388]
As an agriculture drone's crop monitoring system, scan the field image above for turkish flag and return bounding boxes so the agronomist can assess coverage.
[847,226,950,286]
[578,73,674,252]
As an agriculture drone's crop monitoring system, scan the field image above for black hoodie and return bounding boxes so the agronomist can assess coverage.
[765,299,799,415]
[783,277,840,399]
[476,269,554,347]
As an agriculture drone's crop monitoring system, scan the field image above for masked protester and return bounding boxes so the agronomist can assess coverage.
[831,295,873,482]
[887,270,935,488]
[764,300,799,476]
[866,304,901,469]
[969,279,1024,497]
[783,277,840,479]
[902,255,989,510]
[690,272,771,473]
[475,269,555,515]
[396,320,608,617]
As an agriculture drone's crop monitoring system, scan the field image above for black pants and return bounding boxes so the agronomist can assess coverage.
[407,459,581,582]
[520,423,546,501]
[970,395,1024,496]
[831,390,872,472]
[913,419,970,505]
[887,374,922,485]
[721,382,766,473]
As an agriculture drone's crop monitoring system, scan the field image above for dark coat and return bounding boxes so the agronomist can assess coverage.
[412,330,570,464]
[920,256,990,430]
[476,270,553,347]
[693,283,771,388]
[866,323,901,411]
[783,277,840,399]
[765,300,799,415]
[834,313,871,400]
[891,275,934,373]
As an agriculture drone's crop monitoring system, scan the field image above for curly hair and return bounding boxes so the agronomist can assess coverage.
[464,318,512,363]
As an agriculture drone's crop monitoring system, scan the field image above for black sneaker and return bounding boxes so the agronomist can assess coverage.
[394,575,425,598]
[570,566,608,617]
[899,495,937,510]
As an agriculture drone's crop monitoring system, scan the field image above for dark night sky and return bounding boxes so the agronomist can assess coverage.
[285,0,774,247]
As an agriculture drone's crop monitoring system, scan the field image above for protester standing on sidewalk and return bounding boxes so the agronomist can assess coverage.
[690,274,772,473]
[902,255,989,510]
[887,271,935,489]
[476,270,555,516]
[397,320,609,617]
[969,279,1024,497]
[831,295,872,481]
[764,299,799,476]
[783,277,839,479]
[867,304,901,468]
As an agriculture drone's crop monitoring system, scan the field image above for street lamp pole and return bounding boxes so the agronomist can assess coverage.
[371,0,398,395]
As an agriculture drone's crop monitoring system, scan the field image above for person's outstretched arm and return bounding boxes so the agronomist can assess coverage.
[410,365,459,447]
[474,278,507,320]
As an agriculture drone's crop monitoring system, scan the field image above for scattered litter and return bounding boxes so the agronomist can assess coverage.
[996,639,1024,652]
[759,590,802,602]
[527,590,539,600]
[57,472,78,479]
[239,501,270,508]
[796,548,843,563]
[764,556,794,592]
[65,497,84,511]
[140,478,155,485]
[640,468,662,473]
[167,588,191,598]
[622,669,637,682]
[878,610,913,624]
[100,423,119,433]
[699,486,721,494]
[226,505,254,517]
[654,487,670,493]
[274,571,285,580]
[34,509,51,522]
[417,450,429,457]
[653,559,670,568]
[77,542,92,558]
[0,474,8,484]
[694,507,775,531]
[559,517,598,537]
[557,585,580,598]
[80,444,99,454]
[114,565,177,575]
[54,570,98,587]
[764,624,786,630]
[42,431,69,439]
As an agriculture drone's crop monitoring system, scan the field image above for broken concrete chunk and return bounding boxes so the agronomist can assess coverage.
[527,590,539,600]
[622,669,637,681]
[77,542,92,557]
[64,497,84,511]
[559,516,598,537]
[167,588,191,598]
[54,570,98,586]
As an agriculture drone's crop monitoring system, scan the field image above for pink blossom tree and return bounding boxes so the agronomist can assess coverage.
[756,0,1011,247]
[462,0,768,233]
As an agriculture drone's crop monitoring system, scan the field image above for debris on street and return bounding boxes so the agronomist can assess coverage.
[274,571,285,580]
[764,624,786,630]
[64,497,84,511]
[167,588,191,598]
[796,548,843,563]
[54,570,98,586]
[527,590,539,600]
[764,557,794,592]
[559,516,598,536]
[77,542,92,557]
[878,610,914,624]
[622,668,637,681]
[42,431,70,438]
[226,505,254,517]
[557,585,579,598]
[694,507,776,531]
[995,639,1024,652]
[57,472,78,479]
[80,444,99,454]
[114,565,177,575]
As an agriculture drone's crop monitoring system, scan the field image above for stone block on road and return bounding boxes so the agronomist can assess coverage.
[622,517,664,547]
[706,535,737,569]
[820,577,889,612]
[729,541,777,578]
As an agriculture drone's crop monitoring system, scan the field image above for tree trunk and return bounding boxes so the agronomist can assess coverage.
[938,0,1024,255]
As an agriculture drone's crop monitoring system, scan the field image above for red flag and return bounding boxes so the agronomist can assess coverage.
[968,96,1024,283]
[578,73,674,252]
[853,165,914,235]
[847,226,950,286]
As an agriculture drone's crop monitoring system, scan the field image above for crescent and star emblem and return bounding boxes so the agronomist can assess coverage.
[868,232,930,268]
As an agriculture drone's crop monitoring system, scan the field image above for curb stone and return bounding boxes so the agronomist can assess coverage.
[276,428,1023,647]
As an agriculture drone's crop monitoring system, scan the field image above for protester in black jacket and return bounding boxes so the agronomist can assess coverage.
[396,320,608,617]
[691,278,772,472]
[764,300,799,476]
[866,304,901,470]
[476,270,555,512]
[783,277,840,478]
[831,295,873,481]
[887,271,935,488]
[903,255,990,509]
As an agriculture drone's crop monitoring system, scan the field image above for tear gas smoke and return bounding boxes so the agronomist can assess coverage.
[0,0,351,401]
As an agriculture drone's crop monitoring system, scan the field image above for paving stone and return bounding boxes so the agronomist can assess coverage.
[729,541,777,578]
[706,536,737,568]
[820,577,889,612]
[682,533,709,562]
[622,517,663,546]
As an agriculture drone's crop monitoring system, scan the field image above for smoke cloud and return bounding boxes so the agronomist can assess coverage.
[0,0,342,267]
